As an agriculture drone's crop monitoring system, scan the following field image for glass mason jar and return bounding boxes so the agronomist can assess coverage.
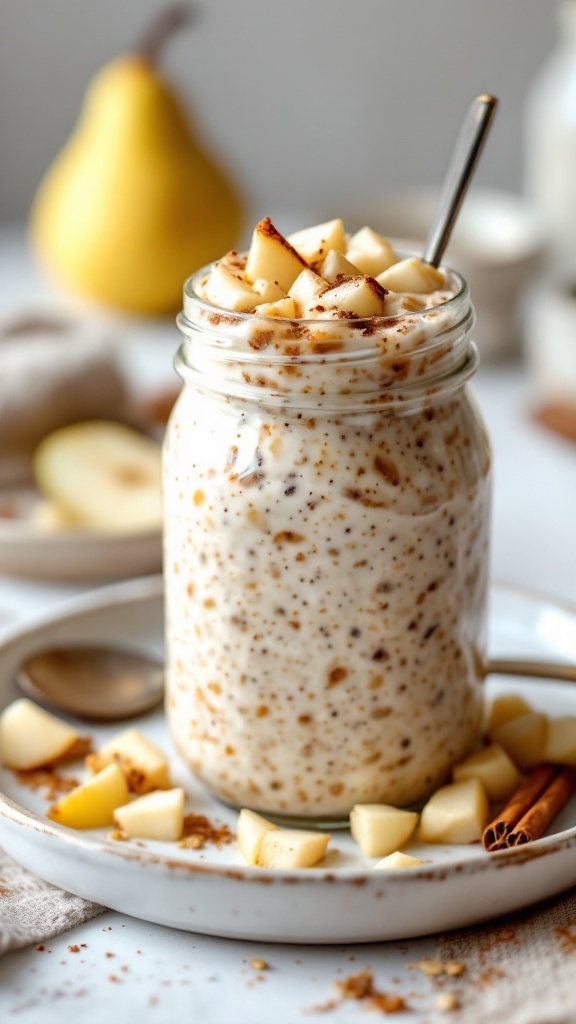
[164,266,491,824]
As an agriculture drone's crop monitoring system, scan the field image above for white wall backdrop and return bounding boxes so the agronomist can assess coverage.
[0,0,560,225]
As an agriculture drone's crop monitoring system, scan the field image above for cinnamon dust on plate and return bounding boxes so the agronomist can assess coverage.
[177,814,235,850]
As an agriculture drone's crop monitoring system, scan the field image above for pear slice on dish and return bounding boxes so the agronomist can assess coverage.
[0,698,80,770]
[33,421,162,533]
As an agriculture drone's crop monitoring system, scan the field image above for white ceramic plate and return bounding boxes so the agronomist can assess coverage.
[0,487,161,581]
[1,577,576,944]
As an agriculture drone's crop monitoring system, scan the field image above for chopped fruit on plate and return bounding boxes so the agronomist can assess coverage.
[204,262,261,312]
[491,711,549,773]
[486,694,533,734]
[287,268,327,310]
[419,778,490,845]
[350,803,419,858]
[236,809,329,868]
[452,743,521,802]
[373,851,424,869]
[237,808,278,865]
[86,727,170,794]
[113,787,185,841]
[0,698,81,771]
[47,764,130,829]
[256,828,330,868]
[543,716,576,765]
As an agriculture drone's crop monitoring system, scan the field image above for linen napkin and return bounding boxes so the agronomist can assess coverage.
[0,846,104,956]
[0,310,128,487]
[436,889,576,1023]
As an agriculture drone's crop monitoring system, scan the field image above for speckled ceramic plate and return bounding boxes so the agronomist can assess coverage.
[0,487,161,581]
[1,577,576,944]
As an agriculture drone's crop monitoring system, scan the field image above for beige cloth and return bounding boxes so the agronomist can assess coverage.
[0,847,104,955]
[436,891,576,1023]
[0,311,128,486]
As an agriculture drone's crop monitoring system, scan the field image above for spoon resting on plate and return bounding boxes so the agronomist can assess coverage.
[17,646,164,721]
[13,645,576,723]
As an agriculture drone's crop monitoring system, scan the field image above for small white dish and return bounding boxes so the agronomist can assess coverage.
[0,487,161,581]
[1,577,576,944]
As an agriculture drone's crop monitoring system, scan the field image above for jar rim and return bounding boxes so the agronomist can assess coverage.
[181,255,469,332]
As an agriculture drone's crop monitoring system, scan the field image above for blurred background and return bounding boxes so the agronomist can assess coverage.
[0,0,562,222]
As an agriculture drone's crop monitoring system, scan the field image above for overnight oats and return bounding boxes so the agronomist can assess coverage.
[163,217,491,822]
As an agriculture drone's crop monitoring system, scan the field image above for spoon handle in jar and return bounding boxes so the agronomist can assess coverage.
[423,94,498,268]
[488,659,576,683]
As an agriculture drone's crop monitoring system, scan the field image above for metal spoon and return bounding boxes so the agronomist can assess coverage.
[423,93,498,268]
[16,646,164,721]
[488,658,576,684]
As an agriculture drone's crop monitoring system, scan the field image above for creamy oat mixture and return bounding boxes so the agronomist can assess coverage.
[164,219,491,818]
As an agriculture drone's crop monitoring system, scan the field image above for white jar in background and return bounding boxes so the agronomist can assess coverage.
[524,0,576,268]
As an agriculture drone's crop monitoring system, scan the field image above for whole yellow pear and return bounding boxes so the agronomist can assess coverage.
[30,10,242,315]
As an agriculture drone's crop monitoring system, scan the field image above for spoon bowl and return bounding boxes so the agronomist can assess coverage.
[17,645,164,721]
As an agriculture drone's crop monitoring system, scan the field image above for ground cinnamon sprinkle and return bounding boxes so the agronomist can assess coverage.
[178,814,235,849]
[555,924,576,955]
[310,968,408,1015]
[15,768,79,800]
[68,945,80,953]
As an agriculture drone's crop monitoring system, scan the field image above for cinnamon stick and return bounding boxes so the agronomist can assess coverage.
[508,767,575,846]
[482,764,557,852]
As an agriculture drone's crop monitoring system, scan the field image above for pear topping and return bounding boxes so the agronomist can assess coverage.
[205,262,262,313]
[377,257,445,294]
[254,298,298,319]
[312,276,387,319]
[198,215,453,317]
[245,218,307,292]
[287,269,327,310]
[287,218,346,268]
[346,226,398,277]
[319,249,361,283]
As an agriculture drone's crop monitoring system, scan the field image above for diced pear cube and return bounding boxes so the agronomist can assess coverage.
[113,787,185,841]
[419,778,489,845]
[86,728,170,794]
[373,851,424,869]
[288,268,327,311]
[452,744,521,802]
[313,276,386,318]
[287,218,346,267]
[254,298,298,319]
[204,262,261,312]
[257,828,330,868]
[246,218,307,292]
[0,699,80,771]
[237,808,278,865]
[346,226,398,277]
[487,694,533,735]
[492,712,548,772]
[543,716,576,765]
[252,278,287,303]
[350,804,419,857]
[47,764,130,830]
[377,257,445,294]
[319,249,361,283]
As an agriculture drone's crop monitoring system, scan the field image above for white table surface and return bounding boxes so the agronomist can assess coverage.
[1,228,576,1022]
